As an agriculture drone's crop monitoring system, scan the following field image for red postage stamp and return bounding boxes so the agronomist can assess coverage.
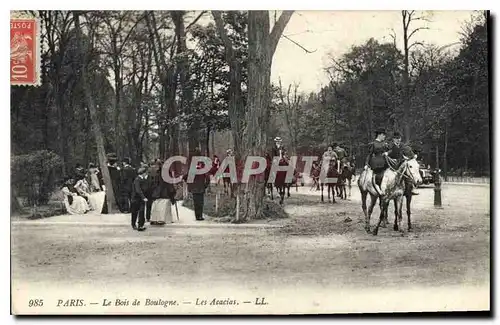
[10,15,41,86]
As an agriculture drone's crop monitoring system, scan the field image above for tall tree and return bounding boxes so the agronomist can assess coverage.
[73,11,118,212]
[240,10,293,221]
[401,10,429,141]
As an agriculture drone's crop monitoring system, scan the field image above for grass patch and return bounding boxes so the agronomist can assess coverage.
[182,191,289,223]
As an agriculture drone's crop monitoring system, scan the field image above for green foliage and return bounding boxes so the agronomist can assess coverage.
[11,150,64,206]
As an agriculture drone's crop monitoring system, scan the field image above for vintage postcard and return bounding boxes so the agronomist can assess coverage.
[10,9,490,315]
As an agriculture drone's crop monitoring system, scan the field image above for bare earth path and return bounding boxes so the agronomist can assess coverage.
[11,183,490,314]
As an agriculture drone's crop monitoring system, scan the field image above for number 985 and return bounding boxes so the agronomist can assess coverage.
[29,299,43,307]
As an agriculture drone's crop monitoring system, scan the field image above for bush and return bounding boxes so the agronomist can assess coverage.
[11,150,64,206]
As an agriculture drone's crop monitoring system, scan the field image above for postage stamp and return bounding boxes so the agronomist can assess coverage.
[10,13,41,86]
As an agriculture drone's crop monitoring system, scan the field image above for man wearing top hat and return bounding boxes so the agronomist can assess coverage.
[107,153,125,212]
[271,136,287,162]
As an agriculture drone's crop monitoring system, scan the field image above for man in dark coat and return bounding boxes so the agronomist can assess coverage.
[131,167,152,231]
[271,136,286,161]
[387,131,419,195]
[120,157,137,213]
[107,153,125,212]
[184,161,210,221]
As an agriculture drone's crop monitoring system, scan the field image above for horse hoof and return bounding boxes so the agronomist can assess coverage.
[372,230,378,236]
[365,227,371,234]
[393,225,399,231]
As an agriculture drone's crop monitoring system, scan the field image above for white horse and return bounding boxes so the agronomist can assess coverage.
[358,156,422,235]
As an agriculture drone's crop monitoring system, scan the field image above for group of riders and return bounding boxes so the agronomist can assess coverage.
[208,127,419,201]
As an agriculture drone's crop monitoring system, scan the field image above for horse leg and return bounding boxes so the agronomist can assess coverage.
[393,198,399,231]
[379,199,387,228]
[287,184,291,197]
[373,200,387,236]
[361,191,368,219]
[366,193,378,233]
[348,179,352,197]
[321,183,324,202]
[279,186,284,205]
[331,185,336,203]
[406,194,413,232]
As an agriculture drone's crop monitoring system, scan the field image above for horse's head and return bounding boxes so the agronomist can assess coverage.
[401,156,422,186]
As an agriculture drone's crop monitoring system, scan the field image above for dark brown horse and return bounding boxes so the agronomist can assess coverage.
[336,163,355,199]
[319,159,340,203]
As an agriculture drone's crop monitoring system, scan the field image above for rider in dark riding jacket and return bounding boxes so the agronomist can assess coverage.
[272,137,287,162]
[386,131,419,195]
[364,128,390,196]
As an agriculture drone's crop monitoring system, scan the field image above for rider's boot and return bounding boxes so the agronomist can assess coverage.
[372,175,384,197]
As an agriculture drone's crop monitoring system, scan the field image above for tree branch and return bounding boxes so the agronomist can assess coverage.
[282,35,317,53]
[269,10,294,57]
[408,26,429,41]
[186,11,207,30]
[408,41,425,51]
[211,11,235,61]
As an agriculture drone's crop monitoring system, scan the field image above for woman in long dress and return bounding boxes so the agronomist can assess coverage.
[150,165,177,225]
[85,163,106,213]
[62,178,90,215]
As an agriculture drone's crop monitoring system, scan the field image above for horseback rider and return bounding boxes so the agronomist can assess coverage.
[386,131,419,195]
[272,137,287,162]
[322,145,338,163]
[364,128,390,197]
[334,142,348,172]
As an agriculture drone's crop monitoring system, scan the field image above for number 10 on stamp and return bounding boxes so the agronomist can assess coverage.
[10,16,41,86]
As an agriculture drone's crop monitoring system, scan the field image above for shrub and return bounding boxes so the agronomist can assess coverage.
[11,150,64,206]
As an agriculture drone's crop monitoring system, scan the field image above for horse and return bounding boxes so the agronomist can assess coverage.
[318,159,340,203]
[336,162,355,199]
[266,154,296,205]
[310,163,321,191]
[358,156,422,235]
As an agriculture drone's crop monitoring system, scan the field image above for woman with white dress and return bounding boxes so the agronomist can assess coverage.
[61,178,90,215]
[85,163,106,214]
[150,166,177,225]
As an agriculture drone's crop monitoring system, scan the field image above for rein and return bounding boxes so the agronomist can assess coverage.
[385,155,413,182]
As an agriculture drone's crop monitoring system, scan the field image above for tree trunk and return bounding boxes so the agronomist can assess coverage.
[73,11,118,213]
[435,143,439,169]
[240,11,272,221]
[443,122,448,180]
[402,11,411,141]
[113,61,122,157]
[206,123,211,157]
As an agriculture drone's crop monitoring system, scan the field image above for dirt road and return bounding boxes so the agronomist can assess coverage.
[11,183,490,314]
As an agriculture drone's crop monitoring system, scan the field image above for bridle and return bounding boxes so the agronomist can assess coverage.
[385,155,417,183]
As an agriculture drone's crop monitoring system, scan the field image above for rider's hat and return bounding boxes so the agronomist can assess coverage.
[226,148,232,153]
[274,136,282,142]
[393,131,402,138]
[375,128,386,136]
[332,142,338,147]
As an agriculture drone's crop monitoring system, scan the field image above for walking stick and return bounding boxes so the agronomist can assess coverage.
[174,200,180,221]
